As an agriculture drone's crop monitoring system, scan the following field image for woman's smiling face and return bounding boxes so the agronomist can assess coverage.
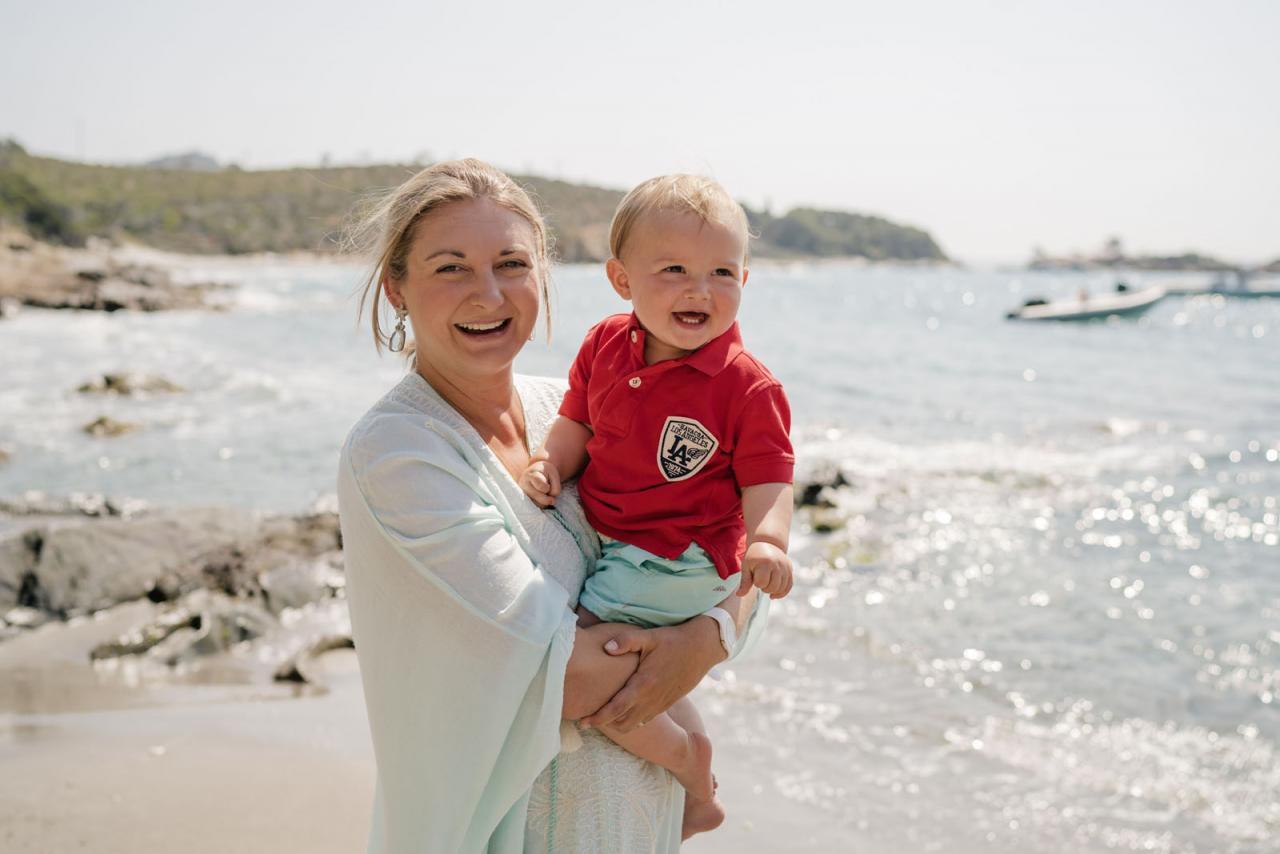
[386,197,542,383]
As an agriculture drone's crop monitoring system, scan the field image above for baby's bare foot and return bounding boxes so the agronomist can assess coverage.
[681,793,726,841]
[672,731,715,802]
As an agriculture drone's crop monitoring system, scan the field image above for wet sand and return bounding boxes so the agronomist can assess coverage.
[0,608,375,854]
[0,609,953,854]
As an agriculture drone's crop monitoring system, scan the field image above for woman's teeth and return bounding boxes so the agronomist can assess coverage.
[456,319,510,334]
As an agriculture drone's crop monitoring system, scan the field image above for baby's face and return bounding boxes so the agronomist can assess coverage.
[609,210,748,364]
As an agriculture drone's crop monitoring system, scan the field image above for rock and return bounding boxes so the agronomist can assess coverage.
[90,590,277,665]
[0,237,229,313]
[258,512,342,555]
[0,447,10,464]
[259,556,344,614]
[4,507,261,616]
[77,373,185,395]
[90,608,199,659]
[0,532,39,610]
[0,505,346,619]
[0,298,18,319]
[809,507,848,533]
[3,606,48,629]
[83,416,141,437]
[797,467,850,509]
[0,492,146,518]
[273,634,355,685]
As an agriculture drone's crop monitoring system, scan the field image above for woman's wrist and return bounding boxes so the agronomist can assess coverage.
[680,613,730,666]
[699,607,738,658]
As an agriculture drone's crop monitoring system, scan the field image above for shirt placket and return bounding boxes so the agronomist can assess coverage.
[595,357,678,438]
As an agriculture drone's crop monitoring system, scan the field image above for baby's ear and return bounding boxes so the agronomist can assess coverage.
[741,267,749,287]
[606,258,632,300]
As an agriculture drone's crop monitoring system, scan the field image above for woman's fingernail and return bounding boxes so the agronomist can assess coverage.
[604,640,618,652]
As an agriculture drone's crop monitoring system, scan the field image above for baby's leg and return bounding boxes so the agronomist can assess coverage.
[665,697,728,839]
[598,700,715,803]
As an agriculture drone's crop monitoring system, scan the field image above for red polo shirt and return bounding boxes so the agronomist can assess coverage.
[560,313,793,580]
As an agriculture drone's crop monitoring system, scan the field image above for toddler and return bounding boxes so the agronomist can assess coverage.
[519,175,794,832]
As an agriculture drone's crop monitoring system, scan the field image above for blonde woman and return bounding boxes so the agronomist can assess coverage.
[337,159,764,852]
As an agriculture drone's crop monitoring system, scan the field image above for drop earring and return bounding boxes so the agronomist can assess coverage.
[389,305,408,352]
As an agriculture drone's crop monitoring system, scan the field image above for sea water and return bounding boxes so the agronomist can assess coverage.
[1,258,1276,852]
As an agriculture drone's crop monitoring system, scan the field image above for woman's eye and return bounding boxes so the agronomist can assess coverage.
[436,264,464,274]
[499,259,529,270]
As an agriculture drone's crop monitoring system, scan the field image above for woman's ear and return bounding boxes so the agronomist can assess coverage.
[606,258,631,301]
[382,276,402,309]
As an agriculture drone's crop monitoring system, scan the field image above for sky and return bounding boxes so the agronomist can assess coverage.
[2,0,1277,264]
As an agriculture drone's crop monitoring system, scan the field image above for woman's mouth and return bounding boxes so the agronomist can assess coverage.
[673,311,709,326]
[455,318,512,336]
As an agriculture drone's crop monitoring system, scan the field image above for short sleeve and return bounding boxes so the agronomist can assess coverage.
[558,323,600,425]
[731,383,794,488]
[340,412,569,645]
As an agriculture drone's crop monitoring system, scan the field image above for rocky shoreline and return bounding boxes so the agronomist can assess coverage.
[0,496,349,690]
[0,471,851,693]
[0,230,229,315]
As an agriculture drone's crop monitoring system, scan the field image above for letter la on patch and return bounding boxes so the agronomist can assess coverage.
[657,416,719,481]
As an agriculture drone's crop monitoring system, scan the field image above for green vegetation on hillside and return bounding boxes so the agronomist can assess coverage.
[0,141,947,263]
[0,143,82,245]
[749,207,943,261]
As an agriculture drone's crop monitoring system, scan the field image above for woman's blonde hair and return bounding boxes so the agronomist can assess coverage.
[608,174,751,263]
[348,158,552,353]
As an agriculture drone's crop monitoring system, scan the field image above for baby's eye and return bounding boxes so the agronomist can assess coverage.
[662,265,686,274]
[714,267,736,277]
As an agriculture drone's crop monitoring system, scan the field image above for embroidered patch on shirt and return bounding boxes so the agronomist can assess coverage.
[657,416,719,482]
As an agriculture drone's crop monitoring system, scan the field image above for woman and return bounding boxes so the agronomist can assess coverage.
[337,159,764,852]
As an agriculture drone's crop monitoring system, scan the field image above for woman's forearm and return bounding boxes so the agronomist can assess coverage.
[570,588,761,729]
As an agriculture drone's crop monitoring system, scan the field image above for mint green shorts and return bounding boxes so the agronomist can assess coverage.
[578,538,732,628]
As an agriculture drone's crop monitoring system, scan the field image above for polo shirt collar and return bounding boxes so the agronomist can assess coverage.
[627,313,743,376]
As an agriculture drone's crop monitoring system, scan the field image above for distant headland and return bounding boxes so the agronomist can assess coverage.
[0,140,948,264]
[1028,236,1279,274]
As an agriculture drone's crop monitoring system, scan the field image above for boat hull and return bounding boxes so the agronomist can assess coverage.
[1007,287,1167,322]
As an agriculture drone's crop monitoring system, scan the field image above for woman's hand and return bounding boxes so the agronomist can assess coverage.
[580,616,725,734]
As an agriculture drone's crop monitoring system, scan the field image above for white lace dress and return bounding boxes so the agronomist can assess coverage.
[339,372,682,854]
[513,376,685,853]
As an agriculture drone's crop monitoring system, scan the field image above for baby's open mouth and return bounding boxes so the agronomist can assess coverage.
[673,312,709,326]
[455,319,512,336]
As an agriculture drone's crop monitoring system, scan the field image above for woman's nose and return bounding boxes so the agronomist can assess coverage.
[471,270,503,307]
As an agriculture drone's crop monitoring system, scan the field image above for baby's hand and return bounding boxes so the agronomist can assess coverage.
[519,452,562,508]
[737,541,793,599]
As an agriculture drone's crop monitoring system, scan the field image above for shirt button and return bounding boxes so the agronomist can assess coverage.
[630,330,638,343]
[628,377,642,388]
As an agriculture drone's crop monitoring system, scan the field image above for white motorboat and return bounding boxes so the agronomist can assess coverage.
[1006,285,1167,322]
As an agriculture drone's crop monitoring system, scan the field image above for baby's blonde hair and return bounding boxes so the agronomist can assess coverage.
[348,158,552,353]
[608,174,751,263]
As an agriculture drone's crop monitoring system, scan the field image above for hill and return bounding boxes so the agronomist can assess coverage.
[0,141,947,263]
